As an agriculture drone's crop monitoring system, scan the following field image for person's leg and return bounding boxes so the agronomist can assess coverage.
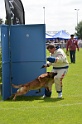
[43,70,57,98]
[43,78,54,98]
[54,78,62,98]
[72,51,76,63]
[70,51,73,63]
[54,69,68,98]
[44,88,52,97]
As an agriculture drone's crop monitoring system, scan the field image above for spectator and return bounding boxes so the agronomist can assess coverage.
[66,34,79,63]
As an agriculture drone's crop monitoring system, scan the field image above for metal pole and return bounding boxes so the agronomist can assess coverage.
[43,7,45,24]
[75,9,79,26]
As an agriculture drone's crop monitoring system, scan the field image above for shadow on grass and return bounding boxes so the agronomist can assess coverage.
[40,97,64,103]
[0,95,64,103]
[2,96,43,102]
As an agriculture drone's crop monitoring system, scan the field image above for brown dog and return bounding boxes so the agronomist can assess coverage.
[11,72,57,100]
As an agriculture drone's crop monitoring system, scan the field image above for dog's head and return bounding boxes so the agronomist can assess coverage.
[38,72,57,81]
[47,72,57,78]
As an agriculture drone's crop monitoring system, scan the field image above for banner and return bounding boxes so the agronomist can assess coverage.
[4,0,25,25]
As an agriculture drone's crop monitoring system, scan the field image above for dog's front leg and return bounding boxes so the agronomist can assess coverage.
[7,94,15,100]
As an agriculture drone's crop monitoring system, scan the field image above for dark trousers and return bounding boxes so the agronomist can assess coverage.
[70,50,76,63]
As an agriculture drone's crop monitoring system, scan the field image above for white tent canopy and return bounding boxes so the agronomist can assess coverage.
[46,33,54,40]
[53,30,70,40]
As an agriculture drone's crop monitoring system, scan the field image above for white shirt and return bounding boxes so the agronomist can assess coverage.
[47,48,69,68]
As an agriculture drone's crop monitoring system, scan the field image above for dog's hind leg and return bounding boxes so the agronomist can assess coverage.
[12,94,17,100]
[9,94,15,98]
[12,89,28,100]
[12,92,22,100]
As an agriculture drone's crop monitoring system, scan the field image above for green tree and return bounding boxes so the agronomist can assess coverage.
[0,18,4,24]
[75,21,82,39]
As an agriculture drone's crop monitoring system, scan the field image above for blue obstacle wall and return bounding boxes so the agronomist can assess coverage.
[1,24,46,100]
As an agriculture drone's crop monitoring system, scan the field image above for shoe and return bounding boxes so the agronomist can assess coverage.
[42,94,46,98]
[58,92,62,98]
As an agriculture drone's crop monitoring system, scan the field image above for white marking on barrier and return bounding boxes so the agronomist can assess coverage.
[26,34,29,38]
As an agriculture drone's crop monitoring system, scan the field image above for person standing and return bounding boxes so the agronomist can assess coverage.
[42,44,69,98]
[66,34,79,63]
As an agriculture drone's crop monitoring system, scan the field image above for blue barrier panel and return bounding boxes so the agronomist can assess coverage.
[10,24,46,61]
[10,24,46,96]
[1,24,46,100]
[11,62,46,96]
[1,25,11,100]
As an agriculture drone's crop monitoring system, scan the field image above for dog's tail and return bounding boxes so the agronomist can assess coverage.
[12,84,23,89]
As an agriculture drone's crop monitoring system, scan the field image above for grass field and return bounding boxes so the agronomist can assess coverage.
[0,48,82,124]
[0,48,2,84]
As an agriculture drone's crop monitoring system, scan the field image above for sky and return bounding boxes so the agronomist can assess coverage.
[0,0,82,34]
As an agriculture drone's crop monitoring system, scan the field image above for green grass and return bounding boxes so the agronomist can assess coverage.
[0,48,82,124]
[0,48,2,84]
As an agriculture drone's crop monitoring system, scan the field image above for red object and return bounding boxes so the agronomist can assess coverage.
[66,39,79,51]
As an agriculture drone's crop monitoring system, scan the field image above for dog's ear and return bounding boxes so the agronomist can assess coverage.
[39,73,48,78]
[47,72,51,78]
[38,73,49,81]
